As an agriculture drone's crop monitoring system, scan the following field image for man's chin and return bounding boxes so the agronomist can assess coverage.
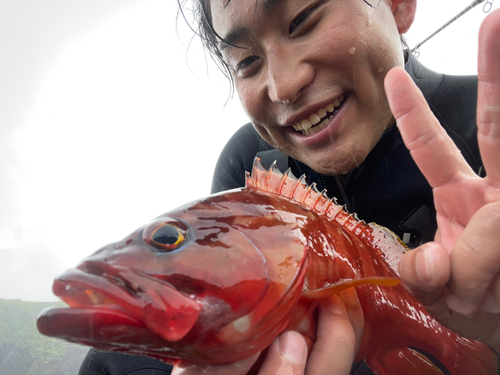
[302,152,366,176]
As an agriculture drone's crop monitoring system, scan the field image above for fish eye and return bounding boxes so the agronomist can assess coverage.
[153,225,184,247]
[143,219,188,252]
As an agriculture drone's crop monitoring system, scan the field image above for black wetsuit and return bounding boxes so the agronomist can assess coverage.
[79,54,490,375]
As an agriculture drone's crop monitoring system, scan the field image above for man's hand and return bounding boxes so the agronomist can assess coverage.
[172,288,364,375]
[384,9,500,350]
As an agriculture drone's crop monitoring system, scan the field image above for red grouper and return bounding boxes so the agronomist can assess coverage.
[37,158,497,375]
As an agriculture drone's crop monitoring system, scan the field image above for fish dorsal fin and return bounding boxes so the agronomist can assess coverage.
[246,158,370,238]
[245,158,408,275]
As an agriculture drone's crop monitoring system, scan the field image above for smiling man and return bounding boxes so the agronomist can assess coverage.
[211,0,406,177]
[79,1,500,374]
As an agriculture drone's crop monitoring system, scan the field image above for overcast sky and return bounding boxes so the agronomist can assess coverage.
[1,0,498,302]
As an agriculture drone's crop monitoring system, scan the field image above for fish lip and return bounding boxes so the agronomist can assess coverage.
[53,262,148,311]
[54,261,197,310]
[38,266,155,344]
[53,261,202,341]
[36,304,147,340]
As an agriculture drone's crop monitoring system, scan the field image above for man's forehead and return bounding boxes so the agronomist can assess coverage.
[212,0,287,49]
[216,0,285,15]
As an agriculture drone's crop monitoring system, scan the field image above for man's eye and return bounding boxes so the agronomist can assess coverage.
[289,12,309,34]
[236,55,260,72]
[289,5,320,35]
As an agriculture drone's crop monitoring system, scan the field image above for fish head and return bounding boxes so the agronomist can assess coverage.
[37,195,279,363]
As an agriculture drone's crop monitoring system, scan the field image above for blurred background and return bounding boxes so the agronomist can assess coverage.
[0,0,498,373]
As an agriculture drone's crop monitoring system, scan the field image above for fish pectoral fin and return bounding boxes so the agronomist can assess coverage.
[301,277,399,300]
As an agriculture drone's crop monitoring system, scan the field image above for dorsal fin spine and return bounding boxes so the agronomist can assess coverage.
[302,184,314,205]
[291,176,304,200]
[279,171,288,197]
[311,189,326,210]
[246,158,370,238]
[266,161,277,190]
[278,170,290,196]
[265,161,282,194]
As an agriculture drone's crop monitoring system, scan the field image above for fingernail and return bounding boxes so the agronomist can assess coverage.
[415,245,437,286]
[340,287,359,308]
[481,294,500,313]
[446,294,477,316]
[278,331,307,363]
[322,293,346,315]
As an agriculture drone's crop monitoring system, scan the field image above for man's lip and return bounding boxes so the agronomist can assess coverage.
[286,93,349,145]
[281,92,348,128]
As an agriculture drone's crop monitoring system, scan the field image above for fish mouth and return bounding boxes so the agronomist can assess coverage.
[37,261,201,344]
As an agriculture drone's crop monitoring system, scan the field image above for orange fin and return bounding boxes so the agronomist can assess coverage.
[366,348,446,375]
[301,277,399,300]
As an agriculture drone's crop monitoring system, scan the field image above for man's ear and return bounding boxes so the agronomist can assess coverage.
[391,0,416,34]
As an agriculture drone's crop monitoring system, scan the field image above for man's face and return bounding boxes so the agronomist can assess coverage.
[211,0,406,175]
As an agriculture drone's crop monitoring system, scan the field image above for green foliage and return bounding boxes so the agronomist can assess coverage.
[0,299,88,375]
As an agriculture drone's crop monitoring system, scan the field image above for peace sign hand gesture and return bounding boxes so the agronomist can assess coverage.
[385,9,500,351]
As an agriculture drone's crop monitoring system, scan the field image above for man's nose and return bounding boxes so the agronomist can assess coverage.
[266,45,314,105]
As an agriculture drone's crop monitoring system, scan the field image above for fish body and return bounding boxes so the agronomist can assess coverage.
[37,159,497,374]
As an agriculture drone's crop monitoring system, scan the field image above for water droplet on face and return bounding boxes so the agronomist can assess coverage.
[349,47,356,55]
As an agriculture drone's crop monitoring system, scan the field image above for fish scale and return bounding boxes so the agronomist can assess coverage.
[37,158,497,374]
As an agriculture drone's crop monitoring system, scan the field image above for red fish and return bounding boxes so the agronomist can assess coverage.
[37,159,497,374]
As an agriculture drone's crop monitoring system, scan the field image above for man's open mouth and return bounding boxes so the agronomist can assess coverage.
[292,93,348,136]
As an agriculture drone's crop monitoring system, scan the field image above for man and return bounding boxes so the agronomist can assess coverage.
[80,1,500,374]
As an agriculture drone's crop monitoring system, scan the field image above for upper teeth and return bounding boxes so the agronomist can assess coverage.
[292,95,345,132]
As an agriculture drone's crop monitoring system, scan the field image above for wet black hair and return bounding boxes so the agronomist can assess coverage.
[177,0,235,85]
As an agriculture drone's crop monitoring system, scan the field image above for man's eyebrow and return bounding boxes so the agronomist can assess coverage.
[220,26,249,52]
[219,0,286,51]
[263,0,285,13]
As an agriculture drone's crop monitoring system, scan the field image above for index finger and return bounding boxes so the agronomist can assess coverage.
[305,292,362,375]
[384,67,476,188]
[477,8,500,187]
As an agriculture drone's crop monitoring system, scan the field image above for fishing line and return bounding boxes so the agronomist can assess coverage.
[411,0,495,56]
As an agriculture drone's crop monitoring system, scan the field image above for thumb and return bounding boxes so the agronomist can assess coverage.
[399,242,451,306]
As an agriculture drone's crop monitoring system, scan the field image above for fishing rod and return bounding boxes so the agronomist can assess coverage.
[411,0,495,55]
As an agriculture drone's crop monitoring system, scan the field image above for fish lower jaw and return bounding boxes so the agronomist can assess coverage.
[61,283,117,307]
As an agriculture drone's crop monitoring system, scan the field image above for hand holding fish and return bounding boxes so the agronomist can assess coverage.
[172,290,364,375]
[386,9,500,352]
